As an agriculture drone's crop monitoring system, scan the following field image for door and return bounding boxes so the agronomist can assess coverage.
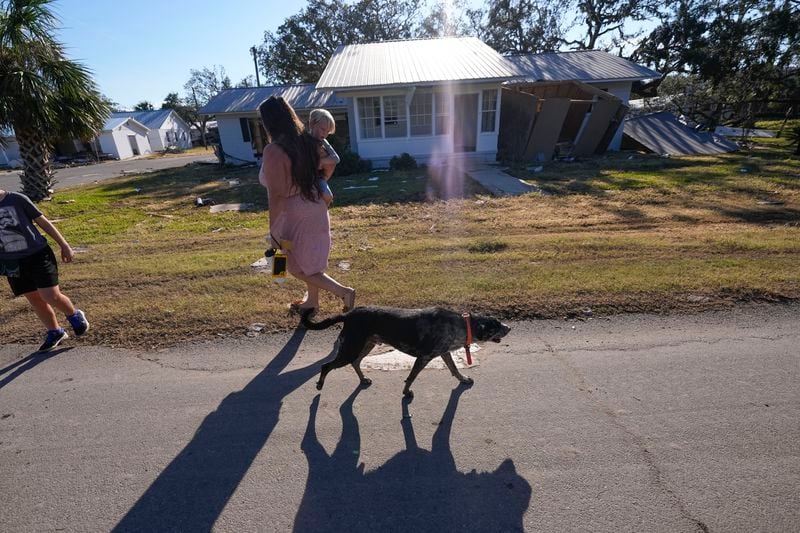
[128,135,140,156]
[453,94,478,152]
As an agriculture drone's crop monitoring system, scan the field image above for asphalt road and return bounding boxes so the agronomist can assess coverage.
[0,151,217,192]
[0,304,798,532]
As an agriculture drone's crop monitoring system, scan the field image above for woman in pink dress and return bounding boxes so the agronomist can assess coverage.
[258,96,355,315]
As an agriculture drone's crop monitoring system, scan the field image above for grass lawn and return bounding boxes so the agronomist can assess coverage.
[1,139,798,349]
[144,146,215,159]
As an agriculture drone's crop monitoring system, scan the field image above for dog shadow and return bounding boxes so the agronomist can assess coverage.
[113,327,324,532]
[294,384,532,532]
[0,347,73,391]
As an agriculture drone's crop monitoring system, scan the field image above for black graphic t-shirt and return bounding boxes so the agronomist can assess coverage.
[0,192,48,260]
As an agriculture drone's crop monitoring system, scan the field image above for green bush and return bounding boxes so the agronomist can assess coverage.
[334,148,372,176]
[468,240,508,253]
[389,152,418,171]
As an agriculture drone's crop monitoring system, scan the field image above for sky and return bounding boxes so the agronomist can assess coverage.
[54,0,304,109]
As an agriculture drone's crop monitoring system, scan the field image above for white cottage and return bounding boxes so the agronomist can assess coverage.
[97,116,153,160]
[111,110,192,151]
[316,37,517,166]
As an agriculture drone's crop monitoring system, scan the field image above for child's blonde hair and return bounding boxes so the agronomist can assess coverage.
[309,109,336,134]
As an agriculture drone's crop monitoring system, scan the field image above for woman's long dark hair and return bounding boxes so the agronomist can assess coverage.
[258,96,321,202]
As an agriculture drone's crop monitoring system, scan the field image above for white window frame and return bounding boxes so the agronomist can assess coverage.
[409,92,433,137]
[382,95,408,138]
[357,96,382,140]
[480,89,498,133]
[434,93,451,136]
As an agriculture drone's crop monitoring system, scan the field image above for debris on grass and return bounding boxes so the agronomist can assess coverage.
[209,203,252,213]
[337,260,351,271]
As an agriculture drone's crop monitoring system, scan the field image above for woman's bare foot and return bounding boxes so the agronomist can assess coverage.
[342,287,356,312]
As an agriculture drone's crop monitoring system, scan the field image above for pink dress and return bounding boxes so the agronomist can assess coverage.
[259,144,331,277]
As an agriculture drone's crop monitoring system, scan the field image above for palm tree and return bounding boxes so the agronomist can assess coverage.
[0,0,109,201]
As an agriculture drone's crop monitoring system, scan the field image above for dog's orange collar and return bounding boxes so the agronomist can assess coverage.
[462,312,473,365]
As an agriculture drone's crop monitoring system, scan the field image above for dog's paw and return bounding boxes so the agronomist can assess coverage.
[360,378,372,388]
[462,377,474,385]
[316,381,324,391]
[403,389,414,398]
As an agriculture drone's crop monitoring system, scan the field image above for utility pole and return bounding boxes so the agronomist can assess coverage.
[250,46,261,87]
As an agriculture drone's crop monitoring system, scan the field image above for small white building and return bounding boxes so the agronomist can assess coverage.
[0,129,21,168]
[97,116,153,160]
[111,110,192,151]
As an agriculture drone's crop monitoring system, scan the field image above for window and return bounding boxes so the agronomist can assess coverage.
[165,131,172,143]
[435,93,450,135]
[409,92,432,136]
[239,117,251,142]
[358,97,381,139]
[383,95,407,138]
[481,89,498,132]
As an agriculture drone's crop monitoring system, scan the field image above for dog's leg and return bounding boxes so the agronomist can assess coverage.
[316,331,367,391]
[441,352,474,386]
[351,340,376,388]
[402,356,432,398]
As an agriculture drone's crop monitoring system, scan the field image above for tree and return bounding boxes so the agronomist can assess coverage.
[183,66,232,147]
[236,75,256,88]
[134,100,154,111]
[418,0,479,38]
[565,0,658,51]
[634,0,800,128]
[161,92,195,130]
[258,0,359,84]
[0,0,110,201]
[161,92,183,110]
[257,0,425,84]
[476,0,569,54]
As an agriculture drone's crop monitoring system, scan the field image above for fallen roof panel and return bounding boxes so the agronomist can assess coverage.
[623,112,738,155]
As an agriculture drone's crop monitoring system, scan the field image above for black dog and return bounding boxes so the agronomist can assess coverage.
[301,306,511,397]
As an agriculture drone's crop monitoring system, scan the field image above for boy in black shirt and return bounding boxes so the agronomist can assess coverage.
[0,189,89,351]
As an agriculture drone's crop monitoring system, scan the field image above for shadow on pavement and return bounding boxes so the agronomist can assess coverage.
[113,327,322,532]
[295,383,532,532]
[0,347,73,391]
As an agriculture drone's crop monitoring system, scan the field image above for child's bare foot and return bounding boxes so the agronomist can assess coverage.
[342,288,356,312]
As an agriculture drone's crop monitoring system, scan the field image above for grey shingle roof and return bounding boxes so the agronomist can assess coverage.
[506,50,660,83]
[199,84,346,115]
[316,37,520,90]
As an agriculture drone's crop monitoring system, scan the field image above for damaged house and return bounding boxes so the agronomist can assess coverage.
[202,37,659,166]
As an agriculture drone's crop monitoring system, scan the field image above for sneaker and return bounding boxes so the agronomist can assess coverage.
[38,329,68,352]
[67,309,89,336]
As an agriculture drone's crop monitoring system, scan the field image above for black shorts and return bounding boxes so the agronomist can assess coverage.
[5,246,59,297]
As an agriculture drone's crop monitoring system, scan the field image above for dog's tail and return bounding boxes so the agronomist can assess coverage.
[300,309,347,330]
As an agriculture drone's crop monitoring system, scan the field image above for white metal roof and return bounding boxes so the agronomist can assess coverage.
[111,110,175,129]
[316,37,520,90]
[506,50,659,83]
[624,112,738,155]
[199,84,346,115]
[102,116,149,133]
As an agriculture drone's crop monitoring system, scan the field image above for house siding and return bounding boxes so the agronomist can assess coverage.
[347,82,503,166]
[217,115,258,164]
[99,125,152,160]
[0,137,21,167]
